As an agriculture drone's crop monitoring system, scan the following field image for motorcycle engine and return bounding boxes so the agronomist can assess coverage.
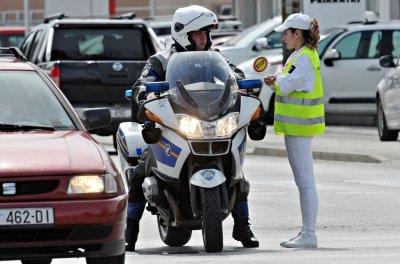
[142,176,159,203]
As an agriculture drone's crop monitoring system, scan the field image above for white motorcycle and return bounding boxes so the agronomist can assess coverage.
[117,51,266,252]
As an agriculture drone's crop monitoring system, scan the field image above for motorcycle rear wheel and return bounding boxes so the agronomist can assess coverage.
[157,215,192,247]
[200,187,223,253]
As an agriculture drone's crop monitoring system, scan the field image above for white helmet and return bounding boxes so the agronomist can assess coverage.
[172,5,218,51]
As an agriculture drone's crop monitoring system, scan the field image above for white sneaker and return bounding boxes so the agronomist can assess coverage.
[283,234,317,248]
[279,232,303,247]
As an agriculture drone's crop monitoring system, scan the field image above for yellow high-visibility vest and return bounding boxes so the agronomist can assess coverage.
[273,47,325,136]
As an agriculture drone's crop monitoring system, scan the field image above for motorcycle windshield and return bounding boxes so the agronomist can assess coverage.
[166,51,238,120]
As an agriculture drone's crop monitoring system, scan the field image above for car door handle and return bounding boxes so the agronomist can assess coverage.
[366,65,381,71]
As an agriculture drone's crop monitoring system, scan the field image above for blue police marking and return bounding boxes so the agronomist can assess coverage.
[150,136,181,167]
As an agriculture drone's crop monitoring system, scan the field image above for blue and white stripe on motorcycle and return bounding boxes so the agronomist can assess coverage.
[117,128,129,157]
[238,136,246,166]
[150,135,182,167]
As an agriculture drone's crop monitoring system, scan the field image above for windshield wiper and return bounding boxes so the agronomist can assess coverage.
[0,123,56,131]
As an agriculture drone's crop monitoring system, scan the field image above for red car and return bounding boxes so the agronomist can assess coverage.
[0,26,25,47]
[0,47,127,264]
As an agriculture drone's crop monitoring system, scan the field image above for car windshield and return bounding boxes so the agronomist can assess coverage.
[0,71,76,130]
[166,51,238,120]
[51,28,153,60]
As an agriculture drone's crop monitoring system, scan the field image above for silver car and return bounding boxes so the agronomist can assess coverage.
[376,55,400,141]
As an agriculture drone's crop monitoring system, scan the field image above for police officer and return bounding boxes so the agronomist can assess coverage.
[264,13,324,248]
[126,5,259,251]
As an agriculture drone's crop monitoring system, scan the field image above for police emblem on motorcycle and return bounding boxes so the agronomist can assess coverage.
[164,144,171,156]
[200,169,215,181]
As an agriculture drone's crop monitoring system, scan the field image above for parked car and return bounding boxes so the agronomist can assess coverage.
[217,16,283,65]
[0,47,128,264]
[0,26,25,47]
[376,54,400,141]
[144,15,243,48]
[19,13,164,149]
[240,20,400,123]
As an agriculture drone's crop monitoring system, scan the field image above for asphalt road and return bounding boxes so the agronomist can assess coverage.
[4,126,400,264]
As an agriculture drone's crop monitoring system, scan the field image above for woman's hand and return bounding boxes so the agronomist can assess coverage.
[263,74,276,86]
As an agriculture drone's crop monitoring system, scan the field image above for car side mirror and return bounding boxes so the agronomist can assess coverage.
[254,37,269,51]
[324,49,341,67]
[379,55,396,68]
[81,107,111,131]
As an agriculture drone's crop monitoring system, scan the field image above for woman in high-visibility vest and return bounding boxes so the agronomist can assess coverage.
[264,13,324,248]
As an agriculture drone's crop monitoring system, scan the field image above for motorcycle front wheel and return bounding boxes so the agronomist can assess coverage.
[157,215,192,246]
[200,187,223,253]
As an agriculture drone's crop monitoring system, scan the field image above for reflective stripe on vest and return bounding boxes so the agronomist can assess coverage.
[273,47,325,136]
[275,114,325,125]
[275,95,324,106]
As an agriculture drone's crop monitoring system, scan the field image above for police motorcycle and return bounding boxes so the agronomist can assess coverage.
[117,51,266,253]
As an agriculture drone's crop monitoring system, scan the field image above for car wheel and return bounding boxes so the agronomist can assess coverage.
[377,98,399,141]
[21,259,52,264]
[86,253,125,264]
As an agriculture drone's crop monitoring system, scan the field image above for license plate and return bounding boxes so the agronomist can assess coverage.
[0,207,54,226]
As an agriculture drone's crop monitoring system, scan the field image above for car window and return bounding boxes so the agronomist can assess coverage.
[0,71,75,129]
[51,28,151,60]
[367,31,382,58]
[265,31,282,49]
[334,32,362,59]
[0,35,25,47]
[393,31,400,57]
[317,27,347,57]
[20,31,37,58]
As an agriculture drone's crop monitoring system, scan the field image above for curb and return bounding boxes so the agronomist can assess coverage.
[249,147,382,163]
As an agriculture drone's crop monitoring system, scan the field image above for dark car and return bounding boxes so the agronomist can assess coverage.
[0,47,128,264]
[19,13,164,149]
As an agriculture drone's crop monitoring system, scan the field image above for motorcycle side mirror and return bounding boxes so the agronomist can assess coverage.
[142,121,161,144]
[145,81,169,93]
[238,79,263,90]
[248,120,266,141]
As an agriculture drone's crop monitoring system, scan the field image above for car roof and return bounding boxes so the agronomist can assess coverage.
[0,47,33,71]
[335,20,400,31]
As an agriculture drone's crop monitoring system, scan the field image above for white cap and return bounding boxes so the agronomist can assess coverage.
[274,13,311,32]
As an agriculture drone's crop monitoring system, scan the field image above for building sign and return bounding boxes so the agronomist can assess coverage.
[304,0,366,33]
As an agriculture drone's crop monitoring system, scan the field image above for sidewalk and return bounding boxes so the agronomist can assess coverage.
[246,125,400,167]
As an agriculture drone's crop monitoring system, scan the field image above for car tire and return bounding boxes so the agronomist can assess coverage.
[377,98,399,141]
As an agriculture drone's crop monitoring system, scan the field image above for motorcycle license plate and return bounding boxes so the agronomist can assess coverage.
[0,207,54,226]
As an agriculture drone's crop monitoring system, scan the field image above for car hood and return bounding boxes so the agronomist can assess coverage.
[0,131,105,176]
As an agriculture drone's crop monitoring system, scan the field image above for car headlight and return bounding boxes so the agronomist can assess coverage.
[67,174,117,194]
[176,112,239,139]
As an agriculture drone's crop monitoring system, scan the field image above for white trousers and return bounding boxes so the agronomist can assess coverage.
[284,135,318,236]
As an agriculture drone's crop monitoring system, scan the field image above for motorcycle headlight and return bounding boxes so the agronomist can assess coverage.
[176,112,239,139]
[67,174,117,194]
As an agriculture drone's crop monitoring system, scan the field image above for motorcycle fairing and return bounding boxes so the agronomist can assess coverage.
[230,128,246,180]
[150,135,182,167]
[144,98,179,130]
[237,135,246,166]
[149,127,191,179]
[190,169,226,188]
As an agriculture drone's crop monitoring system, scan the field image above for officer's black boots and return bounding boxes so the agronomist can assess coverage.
[125,218,140,252]
[232,218,259,248]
